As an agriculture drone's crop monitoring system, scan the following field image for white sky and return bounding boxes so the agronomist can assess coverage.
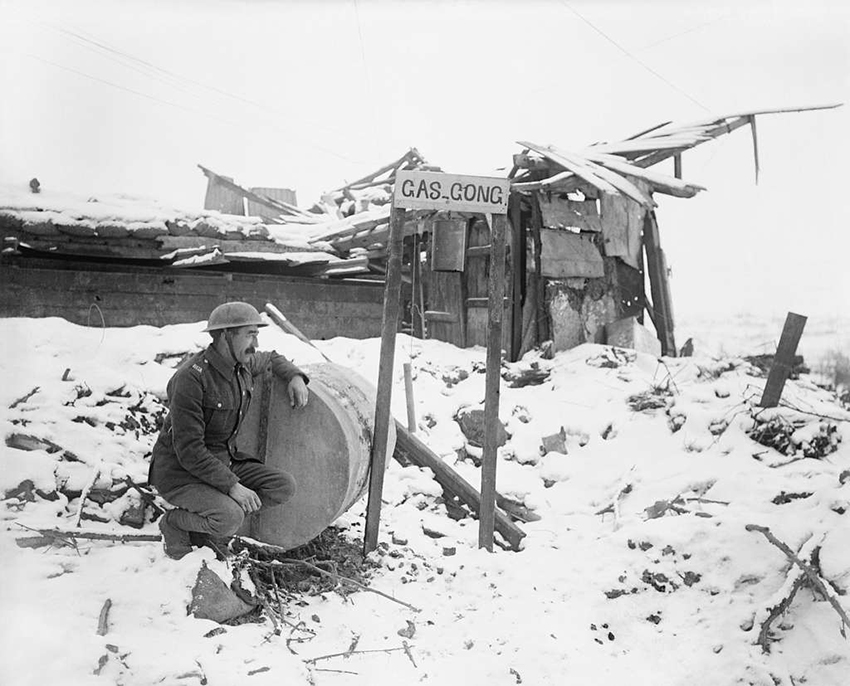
[0,0,848,319]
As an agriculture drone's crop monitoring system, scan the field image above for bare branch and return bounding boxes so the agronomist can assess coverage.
[746,524,850,638]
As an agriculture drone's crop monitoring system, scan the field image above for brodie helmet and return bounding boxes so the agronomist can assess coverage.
[203,302,267,333]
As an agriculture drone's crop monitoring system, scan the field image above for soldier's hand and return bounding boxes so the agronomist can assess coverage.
[288,376,309,408]
[228,483,262,513]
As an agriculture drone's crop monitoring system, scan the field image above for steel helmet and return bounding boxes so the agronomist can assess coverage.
[203,302,267,332]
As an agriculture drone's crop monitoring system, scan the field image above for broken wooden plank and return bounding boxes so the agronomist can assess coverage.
[539,229,604,278]
[599,182,646,270]
[749,115,760,183]
[423,310,458,323]
[642,210,676,356]
[583,152,705,198]
[538,196,602,232]
[519,141,656,208]
[393,422,525,550]
[517,141,619,195]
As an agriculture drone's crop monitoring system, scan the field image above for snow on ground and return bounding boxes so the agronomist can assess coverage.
[1,316,849,686]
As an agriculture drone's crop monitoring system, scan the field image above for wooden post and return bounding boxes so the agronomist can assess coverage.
[509,192,524,361]
[403,362,416,432]
[479,214,507,551]
[411,233,425,339]
[364,206,407,554]
[530,193,548,344]
[759,312,807,408]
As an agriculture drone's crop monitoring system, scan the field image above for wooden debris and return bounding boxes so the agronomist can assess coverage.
[5,433,62,453]
[540,427,567,455]
[503,366,550,388]
[96,599,112,636]
[495,494,541,523]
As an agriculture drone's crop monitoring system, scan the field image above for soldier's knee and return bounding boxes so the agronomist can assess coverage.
[208,499,244,536]
[263,471,296,506]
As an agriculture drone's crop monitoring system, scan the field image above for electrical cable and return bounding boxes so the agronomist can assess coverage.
[558,1,711,113]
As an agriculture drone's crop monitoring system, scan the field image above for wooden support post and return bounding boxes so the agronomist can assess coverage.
[364,206,407,554]
[530,193,548,344]
[479,214,507,551]
[643,210,676,356]
[403,362,416,432]
[759,312,807,408]
[509,193,523,361]
[411,233,425,338]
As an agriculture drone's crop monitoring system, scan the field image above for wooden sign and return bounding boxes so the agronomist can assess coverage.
[394,170,510,214]
[368,173,511,555]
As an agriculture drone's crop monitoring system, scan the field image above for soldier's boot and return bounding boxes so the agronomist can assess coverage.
[159,510,193,560]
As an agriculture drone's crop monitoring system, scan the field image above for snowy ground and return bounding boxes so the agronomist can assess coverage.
[1,316,848,686]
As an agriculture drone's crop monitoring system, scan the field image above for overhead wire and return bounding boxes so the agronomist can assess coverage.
[26,53,242,126]
[634,12,731,53]
[558,0,711,113]
[351,0,382,153]
[32,20,362,163]
[42,22,351,141]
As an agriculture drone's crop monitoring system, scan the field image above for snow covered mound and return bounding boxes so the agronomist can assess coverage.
[1,318,849,686]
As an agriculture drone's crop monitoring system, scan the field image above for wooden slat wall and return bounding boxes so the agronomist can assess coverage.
[203,174,246,215]
[0,258,385,339]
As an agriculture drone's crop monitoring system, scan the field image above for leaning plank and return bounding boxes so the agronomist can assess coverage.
[759,313,807,408]
[393,422,526,550]
[643,210,676,355]
[518,141,620,195]
[583,152,705,198]
[526,141,655,208]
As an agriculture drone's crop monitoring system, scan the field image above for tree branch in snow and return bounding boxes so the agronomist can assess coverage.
[306,646,408,665]
[9,386,40,409]
[746,524,850,644]
[755,570,807,652]
[74,464,102,528]
[251,557,421,614]
[123,477,165,517]
[595,467,635,529]
[15,524,161,549]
